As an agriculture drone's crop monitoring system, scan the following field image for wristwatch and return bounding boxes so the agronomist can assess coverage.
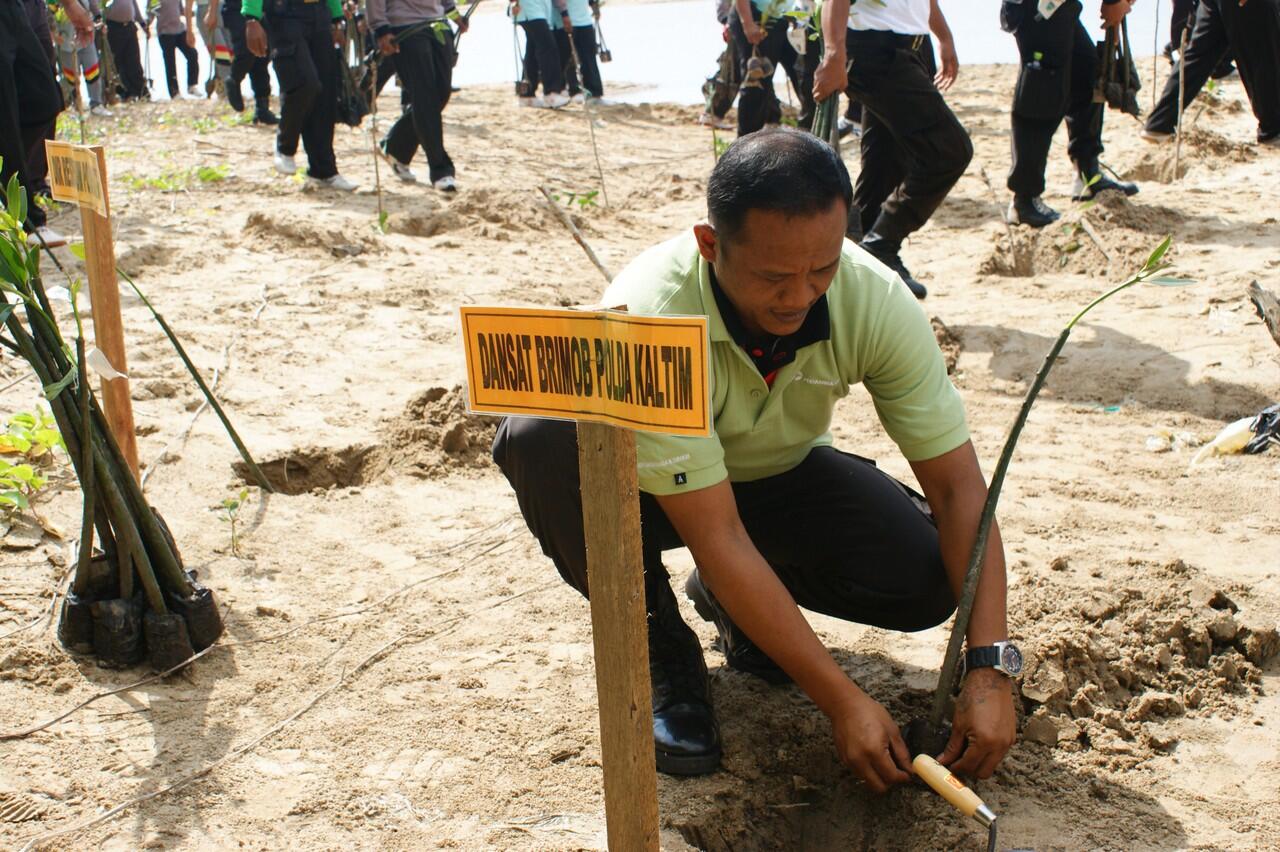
[963,641,1024,678]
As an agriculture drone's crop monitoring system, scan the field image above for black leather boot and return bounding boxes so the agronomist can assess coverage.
[648,580,721,775]
[225,79,244,113]
[1007,194,1060,228]
[253,98,280,126]
[685,570,791,685]
[1072,157,1138,201]
[858,233,927,300]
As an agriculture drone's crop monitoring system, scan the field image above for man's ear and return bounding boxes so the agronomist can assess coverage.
[693,223,719,265]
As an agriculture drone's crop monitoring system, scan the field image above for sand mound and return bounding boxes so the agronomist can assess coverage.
[1016,558,1277,766]
[237,386,496,493]
[979,193,1179,277]
[244,211,379,258]
[393,188,573,240]
[931,316,962,374]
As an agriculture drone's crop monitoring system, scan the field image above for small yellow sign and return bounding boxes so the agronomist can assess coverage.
[460,306,711,437]
[44,141,107,218]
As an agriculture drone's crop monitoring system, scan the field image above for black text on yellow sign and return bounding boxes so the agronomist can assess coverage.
[460,307,711,437]
[44,141,108,218]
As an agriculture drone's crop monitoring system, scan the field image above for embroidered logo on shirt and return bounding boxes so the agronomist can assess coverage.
[674,473,688,486]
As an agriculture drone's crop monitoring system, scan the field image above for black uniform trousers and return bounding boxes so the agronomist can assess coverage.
[1146,0,1280,141]
[106,20,148,99]
[221,1,271,103]
[848,34,949,240]
[728,3,795,136]
[265,2,337,179]
[520,19,564,96]
[382,26,455,183]
[0,0,62,229]
[555,24,603,98]
[844,29,972,245]
[158,31,199,97]
[22,0,57,198]
[492,417,956,633]
[1006,0,1103,197]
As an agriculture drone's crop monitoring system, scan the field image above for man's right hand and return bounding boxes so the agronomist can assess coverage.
[204,6,217,32]
[830,689,914,793]
[812,49,847,101]
[742,19,765,44]
[246,18,268,56]
[1100,0,1132,28]
[377,32,397,55]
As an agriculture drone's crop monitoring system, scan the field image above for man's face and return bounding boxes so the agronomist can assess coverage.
[693,200,846,338]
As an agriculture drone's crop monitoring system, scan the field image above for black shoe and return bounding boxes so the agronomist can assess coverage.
[253,105,280,126]
[225,81,244,113]
[859,237,927,300]
[1072,159,1138,201]
[649,581,721,776]
[685,570,792,685]
[1007,194,1060,228]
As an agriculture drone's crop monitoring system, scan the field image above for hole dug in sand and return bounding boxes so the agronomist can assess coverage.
[235,386,497,494]
[980,193,1183,278]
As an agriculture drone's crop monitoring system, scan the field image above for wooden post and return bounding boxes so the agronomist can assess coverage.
[577,420,660,852]
[78,146,140,481]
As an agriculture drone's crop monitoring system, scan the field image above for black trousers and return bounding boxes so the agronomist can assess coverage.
[106,19,148,99]
[0,0,63,229]
[849,34,943,240]
[265,4,337,178]
[158,31,199,97]
[555,24,603,98]
[1006,0,1103,197]
[222,2,271,101]
[1147,0,1280,141]
[844,29,972,246]
[520,19,563,96]
[492,417,955,633]
[728,4,795,135]
[22,0,57,198]
[383,27,455,182]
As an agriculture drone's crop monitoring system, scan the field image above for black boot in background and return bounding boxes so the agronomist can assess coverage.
[648,579,721,776]
[859,232,927,300]
[253,97,279,125]
[686,569,792,685]
[1072,157,1138,201]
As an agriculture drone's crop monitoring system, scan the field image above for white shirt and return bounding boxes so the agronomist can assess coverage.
[848,0,931,36]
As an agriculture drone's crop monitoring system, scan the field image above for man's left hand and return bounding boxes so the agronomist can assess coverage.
[332,22,347,48]
[938,667,1017,779]
[455,16,469,33]
[1100,0,1133,29]
[935,37,958,91]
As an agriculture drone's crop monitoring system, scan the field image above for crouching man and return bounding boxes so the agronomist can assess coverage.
[493,128,1018,790]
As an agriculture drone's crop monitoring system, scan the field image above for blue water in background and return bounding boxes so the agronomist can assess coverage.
[134,0,1166,104]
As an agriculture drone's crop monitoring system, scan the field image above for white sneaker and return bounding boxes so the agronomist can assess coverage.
[585,96,615,107]
[432,175,457,193]
[90,104,113,117]
[309,173,358,192]
[187,85,203,98]
[541,92,570,109]
[697,112,733,130]
[1140,128,1174,143]
[274,151,298,175]
[377,146,417,183]
[34,226,68,248]
[570,93,585,105]
[518,96,544,108]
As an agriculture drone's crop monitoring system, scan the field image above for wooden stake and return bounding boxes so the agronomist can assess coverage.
[576,421,659,852]
[79,145,140,481]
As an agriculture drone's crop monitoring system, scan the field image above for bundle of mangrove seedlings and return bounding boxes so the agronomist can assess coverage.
[0,169,267,672]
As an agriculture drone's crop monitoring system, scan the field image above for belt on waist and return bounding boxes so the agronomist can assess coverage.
[848,30,927,52]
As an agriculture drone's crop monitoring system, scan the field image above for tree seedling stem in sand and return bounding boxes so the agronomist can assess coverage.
[218,487,250,556]
[908,236,1194,756]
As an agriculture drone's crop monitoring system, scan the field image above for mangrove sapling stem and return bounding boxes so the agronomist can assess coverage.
[73,336,96,596]
[539,185,614,282]
[113,267,273,493]
[927,237,1181,728]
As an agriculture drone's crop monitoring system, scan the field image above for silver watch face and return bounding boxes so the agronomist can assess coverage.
[1001,644,1024,676]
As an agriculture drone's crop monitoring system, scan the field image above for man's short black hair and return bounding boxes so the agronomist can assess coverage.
[706,128,853,243]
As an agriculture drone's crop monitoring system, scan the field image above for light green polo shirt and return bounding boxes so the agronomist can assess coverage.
[602,231,969,497]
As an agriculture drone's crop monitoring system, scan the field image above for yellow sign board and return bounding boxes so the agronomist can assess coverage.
[460,306,711,437]
[44,141,108,218]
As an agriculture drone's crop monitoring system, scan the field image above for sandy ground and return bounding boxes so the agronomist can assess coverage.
[1,60,1279,851]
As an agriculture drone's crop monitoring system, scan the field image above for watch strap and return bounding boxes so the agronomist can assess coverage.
[964,645,1003,672]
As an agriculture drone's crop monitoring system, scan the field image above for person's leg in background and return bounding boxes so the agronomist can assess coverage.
[158,32,180,97]
[1210,0,1280,142]
[295,11,339,181]
[22,0,59,200]
[106,21,146,99]
[0,0,65,237]
[728,2,793,136]
[572,24,602,97]
[178,30,200,94]
[1144,0,1229,135]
